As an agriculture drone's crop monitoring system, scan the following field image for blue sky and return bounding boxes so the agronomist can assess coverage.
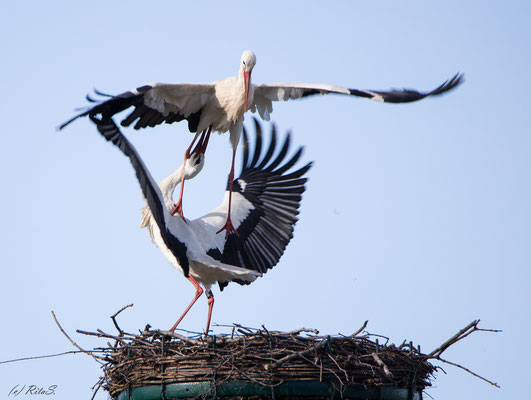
[1,1,530,399]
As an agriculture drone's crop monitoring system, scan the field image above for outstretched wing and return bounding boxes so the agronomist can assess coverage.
[59,82,215,133]
[195,118,312,289]
[87,115,191,276]
[251,73,463,120]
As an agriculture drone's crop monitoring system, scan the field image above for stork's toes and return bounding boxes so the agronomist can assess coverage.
[171,203,185,221]
[216,219,239,238]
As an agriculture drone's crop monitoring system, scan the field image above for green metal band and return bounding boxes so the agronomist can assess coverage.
[116,381,421,399]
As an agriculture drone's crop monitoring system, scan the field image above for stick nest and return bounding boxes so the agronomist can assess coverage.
[87,323,436,398]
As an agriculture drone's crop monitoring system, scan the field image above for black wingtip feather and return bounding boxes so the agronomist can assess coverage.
[348,72,464,104]
[265,132,291,172]
[249,118,263,168]
[256,119,277,170]
[93,88,115,98]
[273,147,304,175]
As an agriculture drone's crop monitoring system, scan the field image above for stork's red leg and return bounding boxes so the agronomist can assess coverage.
[216,147,240,238]
[169,275,203,332]
[205,292,214,337]
[171,132,202,219]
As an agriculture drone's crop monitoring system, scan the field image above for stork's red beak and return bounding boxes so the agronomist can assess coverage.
[190,128,212,156]
[244,70,251,111]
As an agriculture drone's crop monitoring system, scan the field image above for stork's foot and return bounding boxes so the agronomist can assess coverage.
[216,218,240,238]
[171,202,185,221]
[205,292,214,338]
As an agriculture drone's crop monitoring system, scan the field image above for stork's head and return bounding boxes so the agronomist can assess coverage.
[240,50,256,111]
[184,130,210,179]
[241,50,256,72]
[184,151,204,180]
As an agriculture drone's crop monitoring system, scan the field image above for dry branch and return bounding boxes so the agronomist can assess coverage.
[51,311,106,364]
[425,319,501,388]
[110,303,133,335]
[428,319,479,358]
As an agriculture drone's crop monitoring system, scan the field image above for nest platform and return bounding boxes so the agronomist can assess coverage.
[83,323,436,400]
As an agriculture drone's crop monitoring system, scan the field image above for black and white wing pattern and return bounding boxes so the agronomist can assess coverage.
[251,73,463,120]
[87,115,191,276]
[198,118,312,289]
[59,83,214,133]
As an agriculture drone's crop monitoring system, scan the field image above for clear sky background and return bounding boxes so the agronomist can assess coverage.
[1,1,529,399]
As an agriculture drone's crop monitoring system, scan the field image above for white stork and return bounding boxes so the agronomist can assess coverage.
[87,115,311,335]
[60,50,463,236]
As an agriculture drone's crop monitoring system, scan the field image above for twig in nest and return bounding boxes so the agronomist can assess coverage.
[349,320,369,338]
[437,356,500,388]
[51,311,106,364]
[366,333,390,345]
[328,353,349,382]
[142,330,204,345]
[110,303,133,335]
[260,325,271,336]
[284,327,320,336]
[428,319,501,358]
[90,378,104,400]
[428,320,478,358]
[371,352,393,378]
[272,338,328,368]
[427,319,501,389]
[232,323,257,334]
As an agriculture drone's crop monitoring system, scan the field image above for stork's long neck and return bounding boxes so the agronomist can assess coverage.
[140,163,187,233]
[159,166,185,208]
[236,69,246,99]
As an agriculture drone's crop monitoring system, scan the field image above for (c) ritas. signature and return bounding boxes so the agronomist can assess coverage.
[8,385,57,396]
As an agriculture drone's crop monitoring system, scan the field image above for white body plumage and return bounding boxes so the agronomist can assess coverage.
[140,152,261,291]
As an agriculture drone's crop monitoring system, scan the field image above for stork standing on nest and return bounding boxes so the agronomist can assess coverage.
[60,50,463,236]
[88,116,311,335]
